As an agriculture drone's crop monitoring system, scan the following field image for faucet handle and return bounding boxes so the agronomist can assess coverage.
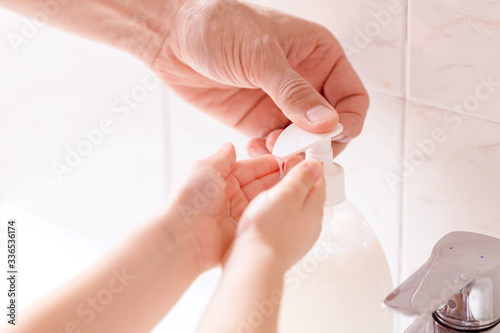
[384,232,500,331]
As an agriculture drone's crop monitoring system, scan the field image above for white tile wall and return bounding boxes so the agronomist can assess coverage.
[167,93,249,180]
[402,101,500,276]
[408,0,500,122]
[248,0,407,97]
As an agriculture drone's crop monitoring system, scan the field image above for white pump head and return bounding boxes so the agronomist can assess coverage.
[272,123,346,207]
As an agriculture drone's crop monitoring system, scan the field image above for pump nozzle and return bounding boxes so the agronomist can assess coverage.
[272,123,345,206]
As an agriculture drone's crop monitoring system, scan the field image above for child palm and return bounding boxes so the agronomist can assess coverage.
[166,143,299,271]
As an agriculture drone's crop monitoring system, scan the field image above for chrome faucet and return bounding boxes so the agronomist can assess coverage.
[384,231,500,332]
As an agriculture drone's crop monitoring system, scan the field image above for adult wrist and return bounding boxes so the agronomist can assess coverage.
[119,0,179,66]
[135,0,221,67]
[105,0,193,66]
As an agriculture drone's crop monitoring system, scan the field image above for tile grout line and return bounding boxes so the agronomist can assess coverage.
[367,90,500,126]
[365,86,405,101]
[398,0,411,288]
[392,2,412,332]
[405,97,500,125]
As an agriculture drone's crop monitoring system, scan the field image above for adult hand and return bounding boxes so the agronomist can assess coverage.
[0,0,368,156]
[150,0,369,157]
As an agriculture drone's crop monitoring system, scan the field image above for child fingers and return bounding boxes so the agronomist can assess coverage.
[199,142,237,176]
[304,175,327,211]
[241,171,281,201]
[233,151,302,189]
[240,154,303,202]
[283,155,302,175]
[233,154,279,186]
[271,160,324,204]
[239,153,303,201]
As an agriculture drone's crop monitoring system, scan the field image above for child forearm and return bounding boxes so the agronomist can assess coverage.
[3,211,201,333]
[196,235,287,333]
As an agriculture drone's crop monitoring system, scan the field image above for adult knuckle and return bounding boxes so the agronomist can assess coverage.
[277,76,315,106]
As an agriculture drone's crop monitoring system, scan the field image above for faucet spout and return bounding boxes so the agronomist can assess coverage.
[384,232,500,333]
[435,280,500,331]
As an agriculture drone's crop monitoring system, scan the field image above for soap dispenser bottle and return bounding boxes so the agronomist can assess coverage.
[273,124,394,333]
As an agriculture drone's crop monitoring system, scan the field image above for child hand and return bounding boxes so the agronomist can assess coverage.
[234,160,326,270]
[164,143,300,272]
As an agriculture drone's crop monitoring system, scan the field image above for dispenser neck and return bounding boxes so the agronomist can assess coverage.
[305,141,346,207]
[271,123,346,207]
[305,141,335,174]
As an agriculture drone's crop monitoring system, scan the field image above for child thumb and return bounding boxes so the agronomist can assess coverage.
[271,160,324,204]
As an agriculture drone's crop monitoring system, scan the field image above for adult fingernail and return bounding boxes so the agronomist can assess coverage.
[304,161,323,179]
[306,105,336,123]
[332,132,346,142]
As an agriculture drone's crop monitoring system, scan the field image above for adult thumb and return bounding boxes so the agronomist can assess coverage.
[258,53,339,133]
